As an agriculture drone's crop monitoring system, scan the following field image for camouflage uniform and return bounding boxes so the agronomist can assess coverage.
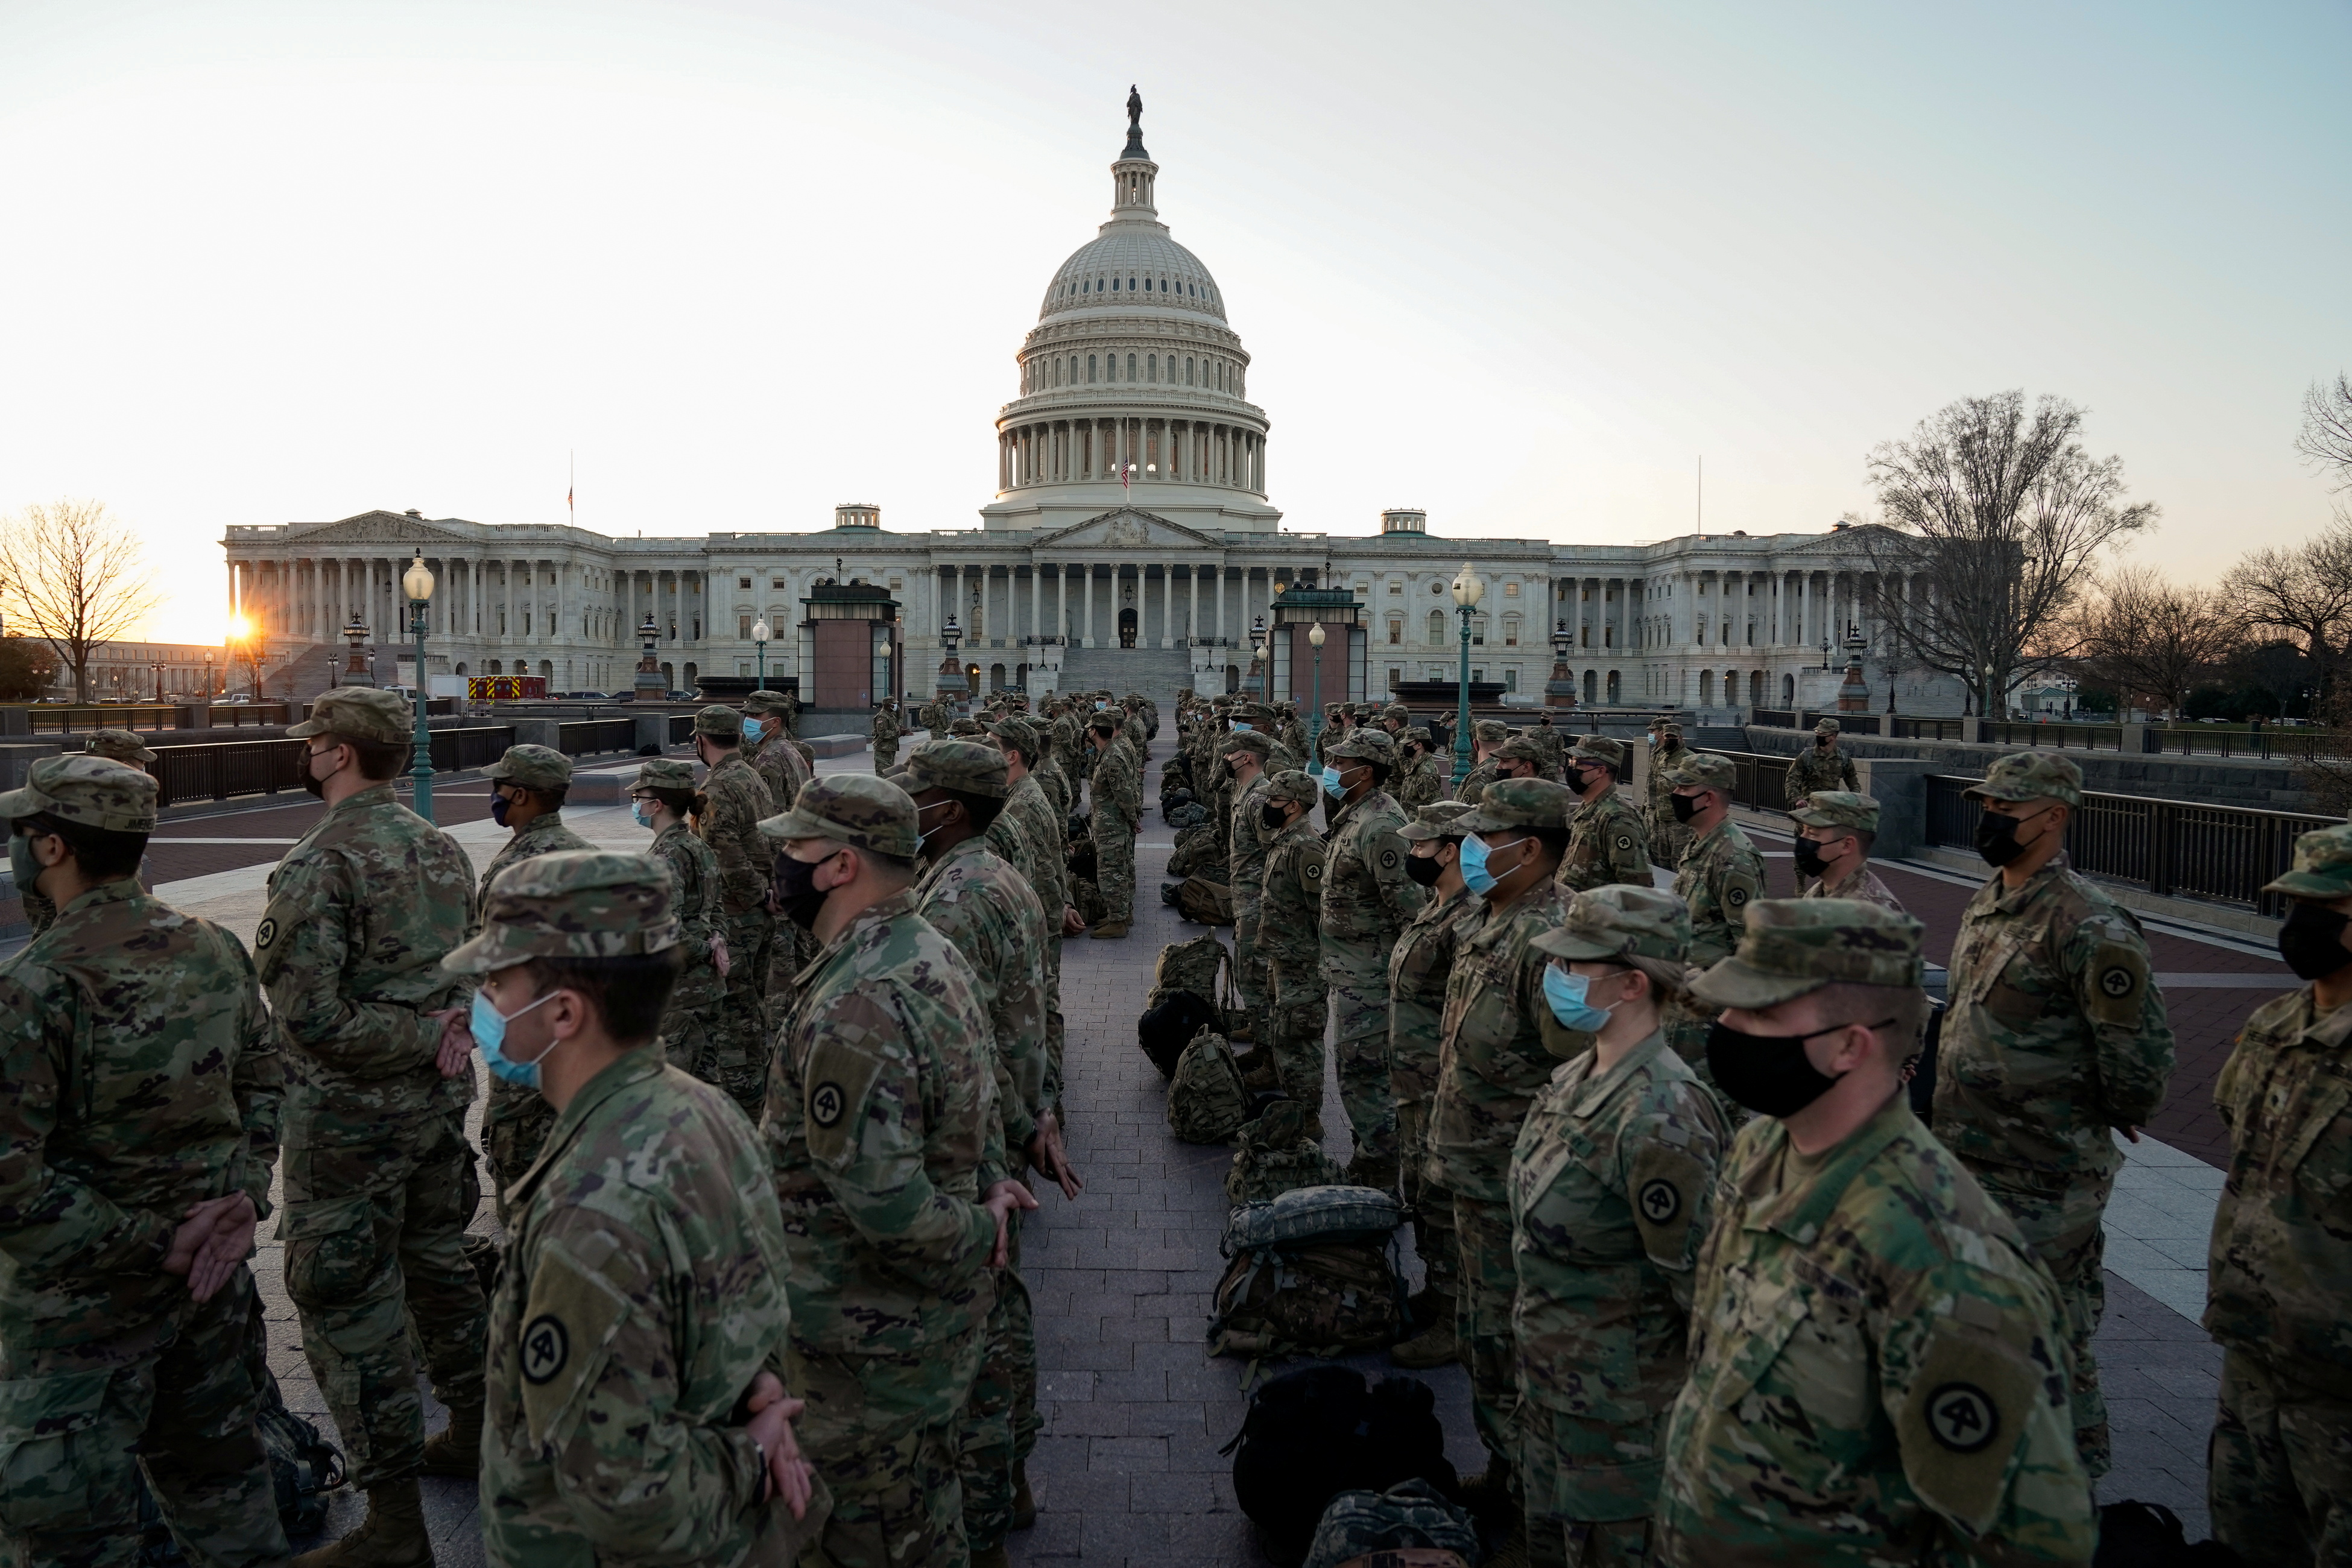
[748,692,814,813]
[1426,779,1577,1481]
[2205,827,2352,1565]
[901,742,1051,1555]
[634,759,738,1112]
[455,853,823,1562]
[1643,732,1692,868]
[1791,792,1906,912]
[871,703,901,774]
[1658,900,2096,1567]
[1515,887,1728,1568]
[256,691,486,1504]
[475,744,595,1210]
[1319,729,1427,1174]
[1782,719,1860,807]
[19,731,157,937]
[0,758,287,1568]
[1935,751,2173,1479]
[989,721,1070,1108]
[1395,732,1447,812]
[1662,754,1764,1101]
[759,776,1004,1568]
[1391,803,1475,1324]
[1555,738,1652,894]
[694,708,779,1110]
[1225,732,1278,1034]
[1088,725,1141,930]
[1456,721,1510,806]
[1259,771,1330,1116]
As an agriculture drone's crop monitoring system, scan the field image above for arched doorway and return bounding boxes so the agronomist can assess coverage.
[1606,670,1620,703]
[1699,670,1715,704]
[1225,664,1240,694]
[1118,608,1139,648]
[1782,673,1796,703]
[1582,670,1596,703]
[990,662,1007,691]
[964,663,981,694]
[1748,671,1765,706]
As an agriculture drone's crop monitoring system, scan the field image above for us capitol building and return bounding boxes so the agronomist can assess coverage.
[223,93,1955,721]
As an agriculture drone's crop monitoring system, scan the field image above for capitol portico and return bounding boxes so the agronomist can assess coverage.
[221,93,1962,722]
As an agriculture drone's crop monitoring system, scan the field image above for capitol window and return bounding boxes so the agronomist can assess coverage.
[1148,355,1157,382]
[1128,353,1137,379]
[1388,618,1402,645]
[1088,355,1098,382]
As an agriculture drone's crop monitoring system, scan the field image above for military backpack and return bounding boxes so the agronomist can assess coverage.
[1167,1025,1254,1144]
[1207,1184,1408,1361]
[1303,1479,1481,1568]
[1225,1100,1347,1205]
[1176,874,1234,926]
[1218,1363,1459,1562]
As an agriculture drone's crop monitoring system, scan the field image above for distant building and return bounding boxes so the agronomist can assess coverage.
[43,639,237,701]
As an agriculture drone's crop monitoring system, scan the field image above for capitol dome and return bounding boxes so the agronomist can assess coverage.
[979,89,1278,536]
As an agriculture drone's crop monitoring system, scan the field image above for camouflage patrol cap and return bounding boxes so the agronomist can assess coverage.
[1790,790,1880,834]
[2262,823,2352,901]
[1233,701,1277,724]
[984,719,1037,759]
[1452,777,1575,836]
[756,773,920,858]
[1399,726,1432,746]
[82,729,157,765]
[1655,723,1684,739]
[1380,703,1411,724]
[442,850,681,975]
[693,703,744,737]
[484,744,573,791]
[1221,729,1274,759]
[286,686,411,744]
[1473,719,1510,745]
[1532,885,1691,964]
[1663,752,1737,792]
[742,689,794,715]
[1266,769,1320,806]
[631,757,698,794]
[949,718,988,737]
[1965,750,2084,809]
[1495,736,1547,764]
[0,754,158,834]
[1689,897,1925,1010]
[1814,717,1842,736]
[1567,736,1627,771]
[1398,800,1475,841]
[1327,728,1397,765]
[902,739,1008,799]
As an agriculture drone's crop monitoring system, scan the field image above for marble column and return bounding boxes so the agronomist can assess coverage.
[1082,565,1095,647]
[1187,566,1199,645]
[1160,563,1174,648]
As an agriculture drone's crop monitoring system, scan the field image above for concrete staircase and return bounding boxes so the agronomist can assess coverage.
[1054,645,1196,713]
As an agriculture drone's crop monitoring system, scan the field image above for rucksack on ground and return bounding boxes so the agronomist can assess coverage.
[134,1370,346,1562]
[1168,1026,1253,1144]
[1209,1185,1408,1361]
[1303,1478,1480,1568]
[2091,1501,2246,1567]
[1139,990,1219,1080]
[1218,1363,1459,1563]
[1177,874,1234,926]
[1227,1101,1347,1205]
[1151,932,1229,1005]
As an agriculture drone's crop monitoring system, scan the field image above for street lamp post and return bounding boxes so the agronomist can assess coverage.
[1307,621,1327,752]
[753,618,771,691]
[1246,615,1266,698]
[937,613,963,702]
[1451,563,1484,786]
[203,652,213,700]
[1547,619,1576,709]
[403,554,437,821]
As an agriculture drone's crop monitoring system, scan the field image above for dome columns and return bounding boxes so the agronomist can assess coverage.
[994,415,1263,497]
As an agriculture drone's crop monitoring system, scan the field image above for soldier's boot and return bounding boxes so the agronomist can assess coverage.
[1241,1061,1281,1092]
[1089,921,1131,940]
[1011,1460,1037,1530]
[1389,1298,1459,1370]
[417,1400,483,1476]
[1405,1286,1441,1329]
[292,1478,433,1568]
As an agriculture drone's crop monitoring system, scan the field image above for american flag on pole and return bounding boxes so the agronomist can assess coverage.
[1121,461,1131,493]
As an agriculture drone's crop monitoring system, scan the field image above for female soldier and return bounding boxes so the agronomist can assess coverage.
[630,758,742,1113]
[1510,885,1730,1567]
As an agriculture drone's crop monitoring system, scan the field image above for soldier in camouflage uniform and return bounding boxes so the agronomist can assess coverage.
[1456,719,1510,805]
[1388,800,1475,1371]
[18,729,157,937]
[871,700,902,774]
[990,718,1078,1141]
[1086,714,1140,937]
[1224,729,1277,1038]
[762,774,1031,1568]
[1782,716,1860,808]
[693,704,779,1111]
[2205,823,2352,1564]
[0,757,288,1568]
[256,688,485,1566]
[1643,724,1690,868]
[457,851,822,1562]
[1935,751,2173,1481]
[1259,770,1330,1121]
[1661,752,1765,1102]
[1424,778,1576,1519]
[747,689,814,813]
[1514,886,1729,1567]
[1278,702,1309,763]
[1394,727,1446,810]
[475,744,595,1214]
[1555,736,1651,894]
[628,758,738,1111]
[899,743,1056,1564]
[1319,727,1427,1187]
[1791,791,1905,912]
[1658,899,2095,1566]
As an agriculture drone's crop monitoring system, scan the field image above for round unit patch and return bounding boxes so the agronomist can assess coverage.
[1637,1178,1681,1224]
[1924,1382,1999,1453]
[1726,887,1750,908]
[520,1315,569,1385]
[1380,850,1399,870]
[2099,966,2135,999]
[1614,834,1634,852]
[254,918,277,951]
[810,1081,846,1129]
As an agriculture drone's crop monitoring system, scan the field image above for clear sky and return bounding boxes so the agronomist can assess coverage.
[1,0,2344,644]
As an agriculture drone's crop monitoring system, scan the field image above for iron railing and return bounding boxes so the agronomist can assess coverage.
[1981,719,2128,751]
[1924,774,2335,917]
[556,718,638,756]
[429,726,516,772]
[148,738,306,808]
[1752,709,1797,729]
[1684,749,1795,815]
[1750,709,1882,736]
[1891,717,1968,741]
[2146,726,2352,760]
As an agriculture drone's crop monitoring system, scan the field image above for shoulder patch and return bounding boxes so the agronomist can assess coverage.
[2084,938,2149,1027]
[1627,1140,1712,1271]
[1379,849,1399,870]
[798,994,903,1167]
[517,1238,633,1448]
[1894,1312,2043,1535]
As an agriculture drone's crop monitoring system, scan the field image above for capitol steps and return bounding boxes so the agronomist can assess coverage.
[1054,645,1197,714]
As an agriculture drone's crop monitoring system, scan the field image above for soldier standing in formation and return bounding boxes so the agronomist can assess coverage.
[254,688,486,1567]
[1516,886,1728,1567]
[1936,752,2173,1480]
[628,757,738,1107]
[759,775,1034,1568]
[691,704,778,1112]
[1224,727,1278,1042]
[1426,778,1575,1538]
[747,689,814,814]
[1781,716,1860,809]
[1086,713,1140,938]
[1643,723,1691,868]
[1555,736,1651,894]
[1388,800,1475,1371]
[1661,753,1764,1097]
[0,757,289,1568]
[871,698,902,774]
[986,718,1081,1148]
[19,728,156,935]
[1658,899,2094,1564]
[1258,770,1330,1122]
[1791,790,1906,911]
[474,744,594,1215]
[1318,727,1427,1189]
[1455,720,1510,805]
[457,851,820,1561]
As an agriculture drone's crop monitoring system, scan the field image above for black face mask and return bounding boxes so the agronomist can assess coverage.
[490,793,513,827]
[1707,1018,1851,1118]
[1260,802,1289,832]
[1566,766,1593,794]
[773,850,832,931]
[1403,852,1443,888]
[1792,837,1832,880]
[1669,792,1699,824]
[1974,810,2034,867]
[2278,902,2352,981]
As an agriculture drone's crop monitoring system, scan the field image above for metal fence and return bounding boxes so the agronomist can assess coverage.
[1687,750,1794,816]
[1981,720,2129,751]
[1924,774,2334,917]
[148,738,307,808]
[669,713,697,745]
[429,726,516,772]
[1891,717,1969,741]
[24,704,179,733]
[557,719,639,756]
[1750,709,1882,736]
[2146,726,2351,761]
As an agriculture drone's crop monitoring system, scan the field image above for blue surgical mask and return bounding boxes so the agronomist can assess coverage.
[1458,832,1497,896]
[472,988,558,1089]
[1542,966,1616,1033]
[741,717,763,744]
[1231,721,1253,733]
[631,800,657,829]
[1320,765,1345,798]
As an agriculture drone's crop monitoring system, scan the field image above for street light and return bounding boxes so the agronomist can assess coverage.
[1246,614,1266,698]
[1549,618,1575,709]
[1450,563,1484,785]
[203,651,213,700]
[752,618,771,691]
[1307,621,1327,752]
[402,554,437,821]
[938,612,964,700]
[343,613,371,686]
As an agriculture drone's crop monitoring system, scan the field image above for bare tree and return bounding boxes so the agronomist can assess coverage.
[2065,565,2242,717]
[1856,390,2157,717]
[0,501,163,703]
[2300,373,2352,493]
[2221,516,2352,694]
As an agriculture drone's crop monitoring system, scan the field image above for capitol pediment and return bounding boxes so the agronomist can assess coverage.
[285,510,474,546]
[1034,507,1222,554]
